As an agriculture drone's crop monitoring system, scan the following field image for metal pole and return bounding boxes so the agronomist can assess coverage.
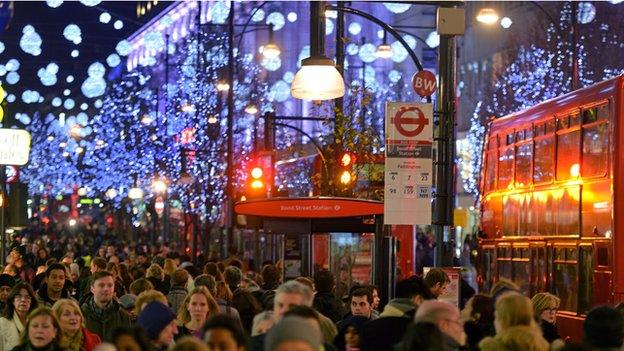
[433,27,457,267]
[0,165,6,266]
[264,112,275,197]
[225,2,235,258]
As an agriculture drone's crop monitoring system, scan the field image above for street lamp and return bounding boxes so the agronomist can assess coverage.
[476,8,499,25]
[291,2,345,100]
[128,186,143,200]
[376,32,393,59]
[152,178,168,193]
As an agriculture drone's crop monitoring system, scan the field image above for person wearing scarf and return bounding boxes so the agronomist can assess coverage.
[10,307,62,351]
[51,299,100,351]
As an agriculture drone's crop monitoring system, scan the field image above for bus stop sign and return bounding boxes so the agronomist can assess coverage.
[412,70,437,97]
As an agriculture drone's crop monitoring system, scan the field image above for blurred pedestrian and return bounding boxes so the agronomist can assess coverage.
[0,282,39,351]
[583,305,624,350]
[462,294,495,350]
[10,307,62,351]
[136,301,178,351]
[264,316,321,351]
[399,322,445,351]
[51,299,101,351]
[81,271,131,342]
[0,274,16,312]
[176,287,219,338]
[414,300,466,350]
[202,315,248,351]
[531,292,563,348]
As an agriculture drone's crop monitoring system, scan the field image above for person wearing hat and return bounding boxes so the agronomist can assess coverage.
[264,316,322,351]
[0,274,16,312]
[136,301,178,351]
[118,294,138,322]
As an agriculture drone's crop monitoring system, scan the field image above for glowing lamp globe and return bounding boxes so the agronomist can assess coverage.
[152,179,167,193]
[262,43,281,59]
[376,44,393,59]
[476,8,499,24]
[291,57,345,100]
[251,167,263,179]
[340,170,352,185]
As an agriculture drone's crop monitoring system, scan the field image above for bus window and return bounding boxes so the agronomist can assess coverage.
[582,122,609,177]
[515,142,532,186]
[512,247,530,294]
[484,151,497,192]
[578,245,594,314]
[534,191,556,235]
[503,195,521,236]
[556,130,580,180]
[534,136,555,183]
[552,246,578,312]
[498,147,514,189]
[497,245,512,281]
[582,181,612,237]
[557,186,580,236]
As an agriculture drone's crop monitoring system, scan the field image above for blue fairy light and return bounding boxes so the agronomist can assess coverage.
[426,31,439,48]
[116,40,132,56]
[388,70,402,83]
[64,98,75,109]
[270,80,290,102]
[168,43,176,55]
[252,9,265,22]
[266,12,286,31]
[577,2,596,24]
[63,89,70,96]
[66,75,74,83]
[6,94,15,103]
[377,30,384,39]
[297,45,310,68]
[287,12,297,22]
[261,56,281,71]
[326,18,334,35]
[403,34,417,50]
[6,72,19,84]
[52,97,62,107]
[76,112,88,125]
[383,3,412,13]
[88,62,106,77]
[358,43,377,63]
[346,43,359,56]
[6,59,20,72]
[348,22,361,35]
[20,25,43,56]
[160,15,173,27]
[63,24,82,44]
[71,50,79,58]
[283,71,294,83]
[80,103,88,110]
[144,31,165,51]
[46,0,63,8]
[0,65,5,76]
[114,20,123,30]
[94,99,103,108]
[81,76,106,98]
[99,12,111,24]
[390,41,408,63]
[0,41,4,54]
[46,63,59,74]
[210,1,230,24]
[79,0,101,6]
[38,68,57,86]
[106,54,121,67]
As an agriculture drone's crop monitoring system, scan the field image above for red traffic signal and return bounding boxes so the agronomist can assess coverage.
[246,165,267,199]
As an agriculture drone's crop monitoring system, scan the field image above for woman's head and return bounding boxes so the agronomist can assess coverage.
[335,315,368,350]
[177,287,219,324]
[494,292,535,332]
[112,326,152,351]
[51,299,84,335]
[21,307,60,348]
[531,292,560,324]
[163,259,176,276]
[462,294,494,324]
[216,281,233,302]
[146,264,164,280]
[4,282,38,318]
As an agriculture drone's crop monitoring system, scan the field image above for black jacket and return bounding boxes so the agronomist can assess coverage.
[313,292,347,323]
[81,297,131,342]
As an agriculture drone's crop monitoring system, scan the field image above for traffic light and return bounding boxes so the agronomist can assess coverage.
[245,165,267,199]
[337,151,355,189]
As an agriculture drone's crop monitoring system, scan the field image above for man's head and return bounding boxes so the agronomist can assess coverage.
[414,300,466,346]
[171,269,190,289]
[313,269,335,294]
[194,274,217,296]
[90,270,115,305]
[261,265,282,288]
[396,275,435,306]
[224,266,242,290]
[273,281,313,320]
[137,301,178,347]
[350,287,373,318]
[584,305,624,349]
[91,257,107,274]
[264,316,322,351]
[45,263,67,294]
[0,274,16,302]
[129,278,154,296]
[424,268,450,298]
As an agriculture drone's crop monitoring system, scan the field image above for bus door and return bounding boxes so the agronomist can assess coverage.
[589,240,612,307]
[530,241,547,296]
[550,242,579,313]
[478,243,496,293]
[511,243,530,294]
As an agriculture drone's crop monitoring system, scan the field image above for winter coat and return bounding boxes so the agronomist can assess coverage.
[479,325,549,351]
[81,298,131,342]
[166,287,187,314]
[360,298,416,351]
[9,341,63,351]
[0,313,24,351]
[81,327,102,351]
[36,284,73,308]
[313,292,347,323]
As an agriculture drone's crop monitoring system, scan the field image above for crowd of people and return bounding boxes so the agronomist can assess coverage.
[0,232,622,351]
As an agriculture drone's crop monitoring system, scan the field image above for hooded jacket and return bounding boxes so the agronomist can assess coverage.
[360,298,417,351]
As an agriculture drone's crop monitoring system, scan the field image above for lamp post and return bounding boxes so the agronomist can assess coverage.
[476,2,581,90]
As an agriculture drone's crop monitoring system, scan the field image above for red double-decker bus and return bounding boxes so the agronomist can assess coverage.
[478,76,624,339]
